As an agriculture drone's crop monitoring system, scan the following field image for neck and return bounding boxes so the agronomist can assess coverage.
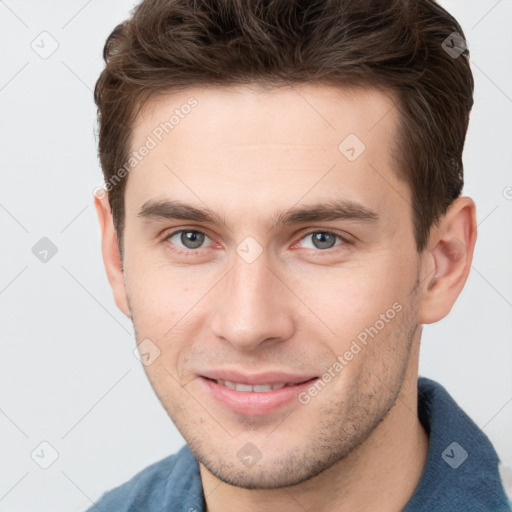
[200,341,429,512]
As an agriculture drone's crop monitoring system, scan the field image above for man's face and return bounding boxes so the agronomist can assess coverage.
[118,84,424,488]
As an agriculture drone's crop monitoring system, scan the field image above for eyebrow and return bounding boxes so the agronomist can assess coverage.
[137,198,379,229]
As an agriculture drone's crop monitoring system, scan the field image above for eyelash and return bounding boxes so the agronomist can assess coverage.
[159,228,351,257]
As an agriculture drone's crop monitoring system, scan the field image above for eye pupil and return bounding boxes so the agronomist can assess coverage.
[312,232,336,250]
[181,230,204,249]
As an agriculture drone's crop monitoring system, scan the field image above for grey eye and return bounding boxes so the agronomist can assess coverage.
[300,232,342,250]
[169,230,208,250]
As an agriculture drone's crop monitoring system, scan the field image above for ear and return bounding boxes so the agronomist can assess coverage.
[94,191,131,318]
[418,196,477,324]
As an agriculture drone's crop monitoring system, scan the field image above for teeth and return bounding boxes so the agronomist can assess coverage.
[236,383,253,392]
[253,385,274,392]
[216,380,287,392]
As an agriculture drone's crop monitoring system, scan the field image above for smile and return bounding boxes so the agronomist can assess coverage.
[213,379,294,392]
[200,376,319,415]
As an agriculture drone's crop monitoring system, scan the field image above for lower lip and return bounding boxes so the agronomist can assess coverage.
[199,376,319,416]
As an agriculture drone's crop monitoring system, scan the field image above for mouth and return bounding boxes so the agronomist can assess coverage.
[204,377,315,392]
[199,375,319,416]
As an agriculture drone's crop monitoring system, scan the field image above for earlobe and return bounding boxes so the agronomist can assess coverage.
[94,191,132,318]
[418,196,477,324]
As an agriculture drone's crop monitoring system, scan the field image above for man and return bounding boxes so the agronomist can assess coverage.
[88,0,510,510]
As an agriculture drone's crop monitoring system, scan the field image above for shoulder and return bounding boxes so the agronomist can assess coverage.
[405,377,511,511]
[84,444,204,512]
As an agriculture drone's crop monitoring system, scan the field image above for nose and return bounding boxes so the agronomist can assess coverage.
[210,252,295,351]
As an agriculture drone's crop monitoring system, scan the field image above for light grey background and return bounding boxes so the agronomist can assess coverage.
[0,1,511,511]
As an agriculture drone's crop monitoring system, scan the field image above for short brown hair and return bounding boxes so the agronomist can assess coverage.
[94,0,474,254]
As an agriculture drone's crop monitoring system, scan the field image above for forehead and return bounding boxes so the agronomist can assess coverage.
[124,83,409,229]
[134,83,398,153]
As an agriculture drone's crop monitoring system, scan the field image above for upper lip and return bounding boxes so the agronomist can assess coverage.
[200,369,318,386]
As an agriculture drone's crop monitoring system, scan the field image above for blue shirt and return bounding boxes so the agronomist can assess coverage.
[86,377,511,511]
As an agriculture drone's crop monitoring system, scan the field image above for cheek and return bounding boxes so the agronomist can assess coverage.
[124,255,191,327]
[290,263,407,332]
[124,262,210,373]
